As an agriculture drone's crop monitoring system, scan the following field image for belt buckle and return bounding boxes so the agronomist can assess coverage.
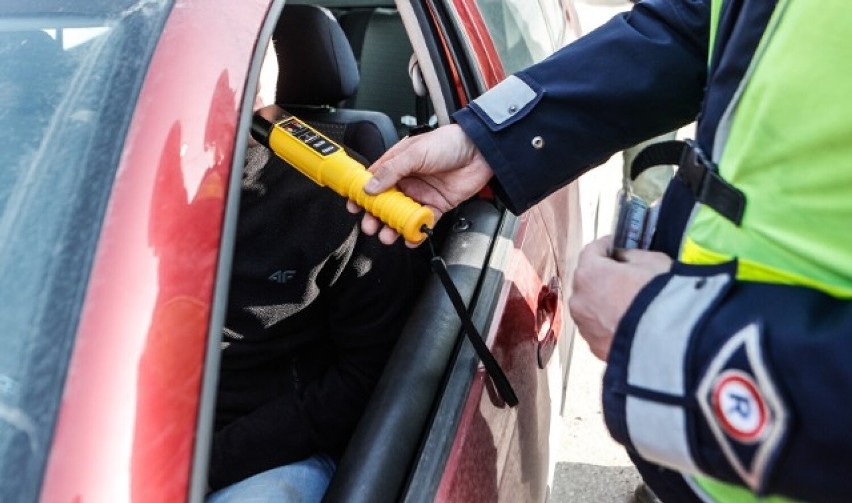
[678,140,711,195]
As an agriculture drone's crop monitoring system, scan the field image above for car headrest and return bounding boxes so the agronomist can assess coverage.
[273,5,359,106]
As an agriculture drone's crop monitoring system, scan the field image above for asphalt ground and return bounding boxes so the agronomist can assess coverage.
[550,2,647,502]
[549,136,643,502]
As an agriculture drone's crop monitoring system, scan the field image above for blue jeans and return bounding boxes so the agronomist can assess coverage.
[207,454,336,503]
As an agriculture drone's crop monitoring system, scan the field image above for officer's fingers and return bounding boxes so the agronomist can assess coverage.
[360,212,382,236]
[364,127,449,195]
[587,236,613,258]
[616,247,673,273]
[576,236,614,269]
[574,238,616,296]
[364,149,415,195]
[378,226,400,245]
[364,168,396,195]
[346,199,361,214]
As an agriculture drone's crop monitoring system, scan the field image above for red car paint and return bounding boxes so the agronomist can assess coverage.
[449,0,505,88]
[2,0,584,501]
[436,195,579,501]
[41,2,270,501]
[427,1,582,498]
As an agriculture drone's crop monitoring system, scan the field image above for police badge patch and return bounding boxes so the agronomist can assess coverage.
[712,370,768,444]
[696,322,789,492]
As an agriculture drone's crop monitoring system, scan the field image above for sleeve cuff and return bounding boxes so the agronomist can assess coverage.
[603,262,735,475]
[452,107,527,215]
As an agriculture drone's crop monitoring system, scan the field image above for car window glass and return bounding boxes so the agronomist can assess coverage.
[539,0,568,47]
[473,0,553,73]
[0,2,171,499]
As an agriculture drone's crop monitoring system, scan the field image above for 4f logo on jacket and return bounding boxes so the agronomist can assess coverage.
[269,270,296,284]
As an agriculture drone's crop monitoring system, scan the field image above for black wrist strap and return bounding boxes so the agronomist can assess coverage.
[424,228,519,407]
[630,139,746,225]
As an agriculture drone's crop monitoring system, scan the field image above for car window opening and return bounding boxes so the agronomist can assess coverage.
[208,3,442,498]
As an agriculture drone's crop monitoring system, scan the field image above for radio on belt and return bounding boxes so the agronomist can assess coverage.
[251,115,435,244]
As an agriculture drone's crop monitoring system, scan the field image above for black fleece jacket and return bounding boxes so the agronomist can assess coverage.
[208,145,428,490]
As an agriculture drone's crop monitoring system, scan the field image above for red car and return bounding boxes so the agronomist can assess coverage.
[0,0,582,501]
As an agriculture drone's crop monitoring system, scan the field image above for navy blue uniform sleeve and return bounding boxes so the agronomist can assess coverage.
[453,0,709,214]
[603,261,852,502]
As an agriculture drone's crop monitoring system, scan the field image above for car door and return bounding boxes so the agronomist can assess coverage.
[319,0,584,501]
[36,1,278,501]
[404,1,583,501]
[162,1,586,501]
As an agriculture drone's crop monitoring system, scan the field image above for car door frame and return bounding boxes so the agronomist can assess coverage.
[324,0,582,501]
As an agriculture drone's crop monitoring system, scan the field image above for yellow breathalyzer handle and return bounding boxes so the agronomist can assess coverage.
[252,115,434,243]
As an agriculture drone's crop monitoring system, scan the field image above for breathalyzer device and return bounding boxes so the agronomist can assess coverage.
[251,115,435,243]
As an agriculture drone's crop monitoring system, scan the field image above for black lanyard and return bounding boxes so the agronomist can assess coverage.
[423,227,518,407]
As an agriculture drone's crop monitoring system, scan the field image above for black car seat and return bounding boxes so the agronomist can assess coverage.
[338,7,432,139]
[273,5,398,164]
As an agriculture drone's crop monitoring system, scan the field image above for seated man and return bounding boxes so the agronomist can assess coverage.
[206,44,428,502]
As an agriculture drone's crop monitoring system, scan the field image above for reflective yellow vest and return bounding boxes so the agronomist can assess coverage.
[683,0,852,500]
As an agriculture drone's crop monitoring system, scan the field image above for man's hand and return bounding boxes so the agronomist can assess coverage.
[569,237,672,361]
[347,124,494,246]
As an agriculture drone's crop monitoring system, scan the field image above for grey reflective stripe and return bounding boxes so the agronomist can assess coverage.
[625,272,731,475]
[627,397,701,473]
[471,75,536,125]
[627,273,731,395]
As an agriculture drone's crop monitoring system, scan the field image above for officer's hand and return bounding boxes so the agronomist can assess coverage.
[346,124,494,246]
[569,236,672,361]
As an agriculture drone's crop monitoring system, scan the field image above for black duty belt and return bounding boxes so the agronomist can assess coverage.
[630,139,746,225]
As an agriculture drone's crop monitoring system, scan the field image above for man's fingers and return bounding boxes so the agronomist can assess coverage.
[364,152,410,195]
[360,212,381,236]
[612,247,642,263]
[587,236,613,257]
[346,199,361,214]
[584,235,673,273]
[378,226,400,245]
[613,246,673,272]
[577,236,614,269]
[364,173,392,195]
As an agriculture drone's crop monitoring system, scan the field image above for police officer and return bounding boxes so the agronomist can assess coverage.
[351,0,852,501]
